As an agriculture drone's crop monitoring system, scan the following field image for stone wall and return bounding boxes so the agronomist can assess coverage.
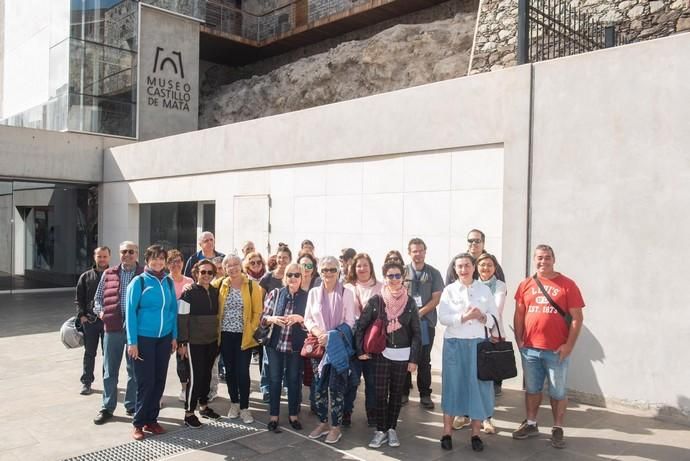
[308,0,369,22]
[469,0,690,74]
[199,0,478,128]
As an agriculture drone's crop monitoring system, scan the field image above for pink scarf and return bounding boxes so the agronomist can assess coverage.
[382,285,408,333]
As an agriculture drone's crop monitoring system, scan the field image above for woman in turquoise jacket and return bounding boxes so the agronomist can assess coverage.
[126,244,178,441]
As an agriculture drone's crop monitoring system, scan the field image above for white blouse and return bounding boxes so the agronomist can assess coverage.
[438,280,498,339]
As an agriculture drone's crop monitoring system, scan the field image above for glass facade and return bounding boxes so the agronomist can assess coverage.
[0,181,98,292]
[1,0,205,137]
[139,201,215,263]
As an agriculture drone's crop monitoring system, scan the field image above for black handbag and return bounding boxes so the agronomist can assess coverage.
[476,315,518,381]
[254,288,278,345]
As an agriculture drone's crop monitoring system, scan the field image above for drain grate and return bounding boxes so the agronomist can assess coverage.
[63,420,265,461]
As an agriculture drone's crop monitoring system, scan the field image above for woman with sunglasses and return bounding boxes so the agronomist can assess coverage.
[343,253,382,427]
[384,250,405,266]
[298,252,321,291]
[438,253,498,452]
[261,262,308,432]
[304,256,356,444]
[177,260,222,428]
[243,251,266,282]
[213,254,264,423]
[354,260,421,448]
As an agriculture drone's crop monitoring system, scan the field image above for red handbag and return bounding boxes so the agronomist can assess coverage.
[363,297,387,354]
[300,333,325,359]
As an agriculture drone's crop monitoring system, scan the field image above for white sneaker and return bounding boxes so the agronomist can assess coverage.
[178,388,186,402]
[388,428,400,447]
[227,403,240,419]
[240,408,254,424]
[368,430,388,448]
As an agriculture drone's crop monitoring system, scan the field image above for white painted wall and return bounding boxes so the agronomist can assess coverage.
[101,33,690,418]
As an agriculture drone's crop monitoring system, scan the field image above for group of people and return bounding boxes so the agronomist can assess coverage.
[74,229,585,451]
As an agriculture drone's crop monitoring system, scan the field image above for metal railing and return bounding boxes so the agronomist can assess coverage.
[517,0,627,64]
[203,0,367,43]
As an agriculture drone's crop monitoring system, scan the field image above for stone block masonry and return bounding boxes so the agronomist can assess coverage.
[469,0,690,74]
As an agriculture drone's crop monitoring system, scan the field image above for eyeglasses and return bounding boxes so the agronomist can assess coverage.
[302,263,314,270]
[286,272,302,279]
[467,238,483,244]
[120,249,136,255]
[199,270,214,276]
[320,267,338,274]
[249,260,262,266]
[385,273,403,280]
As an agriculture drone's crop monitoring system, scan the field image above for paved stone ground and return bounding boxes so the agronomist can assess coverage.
[1,292,689,461]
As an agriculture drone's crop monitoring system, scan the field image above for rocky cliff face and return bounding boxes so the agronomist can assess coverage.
[199,2,477,128]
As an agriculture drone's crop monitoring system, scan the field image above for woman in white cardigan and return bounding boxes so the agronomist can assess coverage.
[438,253,499,453]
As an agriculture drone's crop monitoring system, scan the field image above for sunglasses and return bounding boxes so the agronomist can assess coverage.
[199,270,214,276]
[286,272,302,278]
[386,273,403,280]
[249,260,262,266]
[302,263,314,270]
[120,249,136,255]
[468,238,483,244]
[320,267,338,274]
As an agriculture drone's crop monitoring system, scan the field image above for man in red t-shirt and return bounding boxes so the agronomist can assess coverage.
[512,244,585,449]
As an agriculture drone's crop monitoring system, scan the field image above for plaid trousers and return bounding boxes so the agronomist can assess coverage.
[373,354,408,431]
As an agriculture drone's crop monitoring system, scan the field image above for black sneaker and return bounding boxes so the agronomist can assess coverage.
[420,395,435,409]
[199,407,221,420]
[93,409,113,425]
[80,383,92,395]
[126,408,135,417]
[184,414,203,428]
[471,435,484,452]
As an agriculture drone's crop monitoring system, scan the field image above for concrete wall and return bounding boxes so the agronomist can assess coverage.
[529,34,690,419]
[103,33,690,419]
[0,126,131,183]
[137,4,200,141]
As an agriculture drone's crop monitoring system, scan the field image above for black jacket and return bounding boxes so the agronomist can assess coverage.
[178,284,220,345]
[75,266,105,319]
[354,294,421,363]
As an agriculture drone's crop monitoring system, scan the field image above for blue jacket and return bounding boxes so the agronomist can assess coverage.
[126,272,178,345]
[323,323,354,375]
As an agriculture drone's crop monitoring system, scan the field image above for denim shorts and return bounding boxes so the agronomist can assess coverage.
[520,347,570,400]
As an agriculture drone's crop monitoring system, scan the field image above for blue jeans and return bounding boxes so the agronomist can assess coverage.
[520,347,570,400]
[133,334,172,427]
[102,330,136,412]
[266,347,303,417]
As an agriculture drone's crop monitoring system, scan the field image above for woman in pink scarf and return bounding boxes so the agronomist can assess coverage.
[353,260,421,449]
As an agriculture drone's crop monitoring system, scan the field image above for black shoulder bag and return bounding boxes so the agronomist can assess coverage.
[476,315,518,381]
[532,274,572,328]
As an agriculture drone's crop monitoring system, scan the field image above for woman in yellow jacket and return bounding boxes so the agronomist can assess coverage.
[213,254,263,423]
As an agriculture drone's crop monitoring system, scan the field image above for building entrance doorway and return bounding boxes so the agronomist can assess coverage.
[0,180,98,293]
